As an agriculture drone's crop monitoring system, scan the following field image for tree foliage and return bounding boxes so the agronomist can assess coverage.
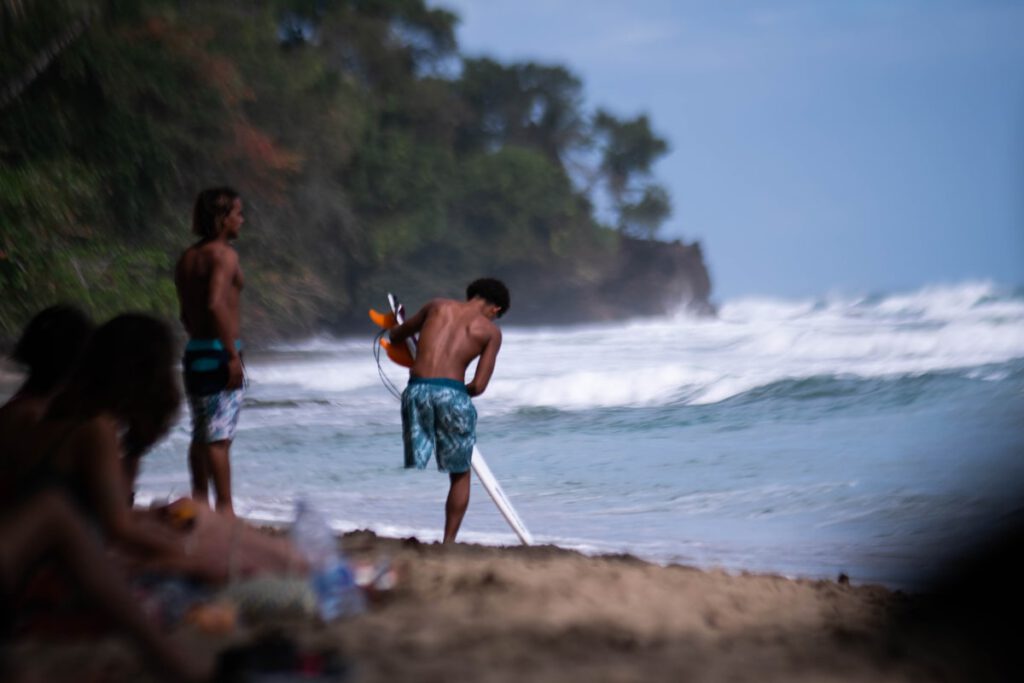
[0,0,679,341]
[593,110,672,238]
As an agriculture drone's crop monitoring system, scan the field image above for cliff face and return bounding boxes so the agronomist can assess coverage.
[506,237,715,326]
[247,235,715,341]
[600,237,715,318]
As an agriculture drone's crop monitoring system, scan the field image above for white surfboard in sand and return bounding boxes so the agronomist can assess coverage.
[386,292,534,546]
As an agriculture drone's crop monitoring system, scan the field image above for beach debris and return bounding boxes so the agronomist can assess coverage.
[184,600,237,634]
[219,576,319,623]
[135,575,210,628]
[353,559,399,604]
[149,497,199,531]
[290,499,366,620]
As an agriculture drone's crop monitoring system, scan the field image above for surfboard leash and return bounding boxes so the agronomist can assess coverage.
[372,328,404,401]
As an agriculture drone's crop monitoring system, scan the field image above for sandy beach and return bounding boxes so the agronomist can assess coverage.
[7,525,1015,683]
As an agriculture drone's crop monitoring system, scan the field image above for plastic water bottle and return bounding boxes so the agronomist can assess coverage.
[290,499,337,570]
[290,499,365,620]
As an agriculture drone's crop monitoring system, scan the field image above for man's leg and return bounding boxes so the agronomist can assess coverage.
[188,439,210,506]
[189,388,240,516]
[443,471,471,543]
[207,439,234,516]
[187,390,212,506]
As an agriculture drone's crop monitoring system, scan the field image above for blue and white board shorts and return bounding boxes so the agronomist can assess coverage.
[188,389,244,443]
[183,339,244,443]
[401,377,477,473]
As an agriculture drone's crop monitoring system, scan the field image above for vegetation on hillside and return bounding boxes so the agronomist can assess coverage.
[1,0,684,341]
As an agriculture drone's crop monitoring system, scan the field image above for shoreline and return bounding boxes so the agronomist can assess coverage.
[242,511,920,591]
[169,502,937,593]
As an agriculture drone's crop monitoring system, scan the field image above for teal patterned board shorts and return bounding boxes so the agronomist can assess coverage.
[401,377,477,473]
[188,388,244,443]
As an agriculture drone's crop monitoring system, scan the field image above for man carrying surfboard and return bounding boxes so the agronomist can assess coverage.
[387,278,510,543]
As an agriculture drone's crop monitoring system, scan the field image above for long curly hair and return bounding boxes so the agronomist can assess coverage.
[47,313,181,458]
[192,186,240,239]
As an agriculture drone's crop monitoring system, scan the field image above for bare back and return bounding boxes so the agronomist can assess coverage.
[0,395,49,480]
[174,240,243,341]
[394,298,502,397]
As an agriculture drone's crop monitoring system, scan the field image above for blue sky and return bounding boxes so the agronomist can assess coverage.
[437,0,1024,300]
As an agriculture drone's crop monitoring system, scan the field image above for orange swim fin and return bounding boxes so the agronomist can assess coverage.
[371,308,413,367]
[380,338,414,368]
[369,308,398,329]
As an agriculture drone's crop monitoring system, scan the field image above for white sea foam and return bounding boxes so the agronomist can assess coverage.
[249,360,381,393]
[250,281,1024,412]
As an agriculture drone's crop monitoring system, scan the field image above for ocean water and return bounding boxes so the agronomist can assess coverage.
[126,281,1023,588]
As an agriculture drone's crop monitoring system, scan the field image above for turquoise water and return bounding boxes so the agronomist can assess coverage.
[128,281,1024,589]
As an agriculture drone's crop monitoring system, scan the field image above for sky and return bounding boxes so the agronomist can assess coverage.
[437,0,1024,300]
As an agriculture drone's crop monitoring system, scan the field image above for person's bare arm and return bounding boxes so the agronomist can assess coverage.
[389,300,433,344]
[80,420,182,558]
[206,247,243,388]
[466,325,502,397]
[173,256,188,330]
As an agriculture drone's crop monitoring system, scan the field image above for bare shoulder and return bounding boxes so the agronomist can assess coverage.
[73,414,121,458]
[428,297,455,310]
[0,396,46,433]
[471,314,502,341]
[422,297,455,317]
[207,241,239,267]
[183,243,238,283]
[184,240,237,262]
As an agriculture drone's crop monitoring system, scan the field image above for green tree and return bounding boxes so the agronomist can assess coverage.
[592,110,671,238]
[0,0,696,341]
[457,58,585,164]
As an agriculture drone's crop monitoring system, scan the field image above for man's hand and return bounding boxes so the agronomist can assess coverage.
[226,355,244,389]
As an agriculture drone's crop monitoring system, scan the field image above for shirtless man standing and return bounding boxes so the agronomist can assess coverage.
[175,187,245,516]
[388,278,510,543]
